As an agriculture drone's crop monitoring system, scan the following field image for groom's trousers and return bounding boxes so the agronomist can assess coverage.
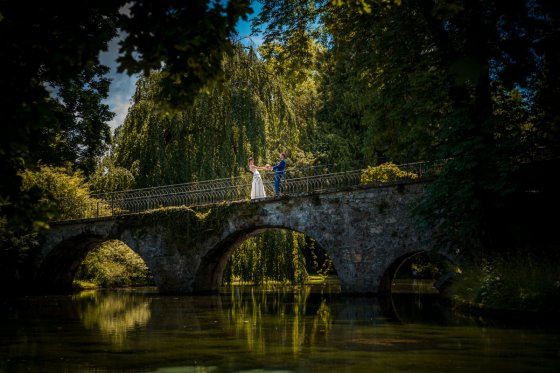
[274,174,283,196]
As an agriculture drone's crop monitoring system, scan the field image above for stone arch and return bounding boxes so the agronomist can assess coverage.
[378,250,424,294]
[378,250,457,294]
[194,224,334,293]
[35,231,156,294]
[35,233,108,293]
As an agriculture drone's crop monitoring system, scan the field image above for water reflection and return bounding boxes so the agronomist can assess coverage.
[225,285,334,356]
[73,289,151,345]
[219,285,450,355]
[67,285,419,350]
[1,286,559,372]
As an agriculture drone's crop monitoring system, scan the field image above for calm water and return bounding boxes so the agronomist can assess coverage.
[1,284,559,372]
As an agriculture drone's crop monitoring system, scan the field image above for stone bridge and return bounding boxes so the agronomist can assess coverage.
[35,180,443,295]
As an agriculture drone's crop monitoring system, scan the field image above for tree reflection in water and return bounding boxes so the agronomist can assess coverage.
[67,285,449,352]
[73,290,151,345]
[2,285,559,372]
[224,285,338,355]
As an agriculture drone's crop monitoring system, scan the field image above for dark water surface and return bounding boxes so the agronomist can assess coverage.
[1,285,559,372]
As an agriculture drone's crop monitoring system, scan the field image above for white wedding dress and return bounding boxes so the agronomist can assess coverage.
[251,168,267,200]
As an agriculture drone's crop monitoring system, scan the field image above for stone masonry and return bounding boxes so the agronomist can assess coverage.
[35,181,435,294]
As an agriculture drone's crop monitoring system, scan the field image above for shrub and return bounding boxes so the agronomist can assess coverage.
[451,252,560,312]
[21,165,110,220]
[360,162,418,184]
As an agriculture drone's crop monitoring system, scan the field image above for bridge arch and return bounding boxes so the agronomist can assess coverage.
[378,250,458,294]
[36,230,158,293]
[194,225,334,293]
[36,233,107,293]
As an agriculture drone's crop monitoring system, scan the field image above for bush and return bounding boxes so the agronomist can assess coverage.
[360,162,418,184]
[21,165,110,220]
[451,252,560,312]
[89,159,136,193]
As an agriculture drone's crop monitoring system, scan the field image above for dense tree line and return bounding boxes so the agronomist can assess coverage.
[253,0,560,257]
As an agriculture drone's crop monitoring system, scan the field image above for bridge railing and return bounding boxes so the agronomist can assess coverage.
[54,160,443,221]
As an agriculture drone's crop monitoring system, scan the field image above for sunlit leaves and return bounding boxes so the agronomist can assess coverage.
[360,162,418,184]
[20,165,110,221]
[224,230,309,285]
[75,240,154,287]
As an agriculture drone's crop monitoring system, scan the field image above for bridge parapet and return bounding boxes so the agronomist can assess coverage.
[55,160,443,222]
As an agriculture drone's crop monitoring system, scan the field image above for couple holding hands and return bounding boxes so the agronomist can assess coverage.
[249,152,286,200]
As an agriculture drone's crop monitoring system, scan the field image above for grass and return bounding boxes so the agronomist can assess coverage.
[73,279,99,290]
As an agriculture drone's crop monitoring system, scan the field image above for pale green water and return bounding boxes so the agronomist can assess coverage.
[1,285,559,372]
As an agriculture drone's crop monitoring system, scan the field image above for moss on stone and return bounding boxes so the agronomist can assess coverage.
[121,201,262,246]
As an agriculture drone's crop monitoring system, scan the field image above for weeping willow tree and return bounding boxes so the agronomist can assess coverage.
[223,230,335,285]
[112,44,305,187]
[224,230,307,285]
[107,44,323,284]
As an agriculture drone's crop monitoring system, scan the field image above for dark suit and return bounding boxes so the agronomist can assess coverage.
[272,159,286,196]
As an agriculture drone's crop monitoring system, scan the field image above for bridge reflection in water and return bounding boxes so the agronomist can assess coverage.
[2,286,559,372]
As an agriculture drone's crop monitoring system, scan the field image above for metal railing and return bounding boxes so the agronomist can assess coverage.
[54,160,443,222]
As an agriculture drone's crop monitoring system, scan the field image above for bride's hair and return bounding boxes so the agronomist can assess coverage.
[248,157,254,162]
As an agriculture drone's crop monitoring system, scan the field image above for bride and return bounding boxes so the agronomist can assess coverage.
[248,157,267,200]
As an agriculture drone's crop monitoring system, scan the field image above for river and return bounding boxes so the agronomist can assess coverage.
[1,284,559,372]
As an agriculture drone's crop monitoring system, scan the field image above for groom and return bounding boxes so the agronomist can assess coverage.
[270,152,286,197]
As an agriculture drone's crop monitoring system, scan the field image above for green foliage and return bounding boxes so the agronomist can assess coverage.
[360,162,418,184]
[0,1,252,290]
[252,0,322,81]
[75,240,154,288]
[223,229,335,286]
[113,45,307,187]
[255,0,559,259]
[1,165,108,290]
[20,165,109,221]
[319,1,448,163]
[20,167,171,290]
[117,0,253,110]
[0,1,119,239]
[224,230,310,285]
[304,237,334,278]
[3,0,559,298]
[89,158,136,193]
[46,64,115,176]
[451,253,560,312]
